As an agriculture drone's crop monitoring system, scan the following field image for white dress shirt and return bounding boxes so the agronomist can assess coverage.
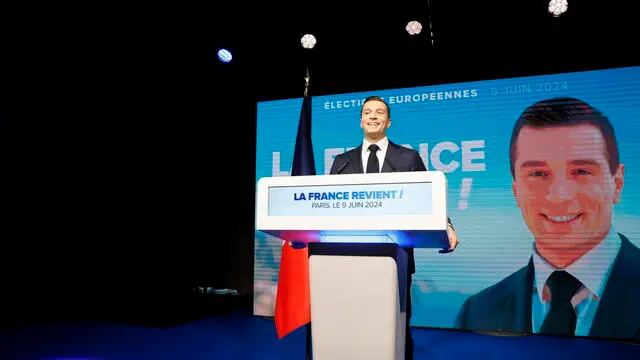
[361,136,389,173]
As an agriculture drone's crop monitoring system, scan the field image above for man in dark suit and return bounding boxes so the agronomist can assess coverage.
[329,95,459,359]
[455,97,640,340]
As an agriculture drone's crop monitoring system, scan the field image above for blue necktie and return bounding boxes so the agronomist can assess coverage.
[367,144,380,173]
[539,270,582,335]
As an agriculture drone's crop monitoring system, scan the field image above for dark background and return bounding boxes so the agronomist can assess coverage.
[2,1,636,326]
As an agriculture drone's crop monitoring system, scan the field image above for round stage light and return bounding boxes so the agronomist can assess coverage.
[217,48,233,63]
[301,34,317,49]
[548,0,568,17]
[406,21,423,35]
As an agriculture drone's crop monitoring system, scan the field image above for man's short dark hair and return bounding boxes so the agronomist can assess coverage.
[509,97,619,178]
[361,96,391,119]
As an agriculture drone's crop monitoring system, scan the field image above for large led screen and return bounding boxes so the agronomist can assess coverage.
[254,66,640,340]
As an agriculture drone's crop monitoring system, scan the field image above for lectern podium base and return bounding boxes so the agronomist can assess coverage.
[308,243,408,360]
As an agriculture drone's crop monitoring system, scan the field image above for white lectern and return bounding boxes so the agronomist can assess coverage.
[256,171,448,360]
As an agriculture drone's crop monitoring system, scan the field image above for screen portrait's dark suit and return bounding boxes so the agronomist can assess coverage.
[455,233,640,340]
[329,140,428,360]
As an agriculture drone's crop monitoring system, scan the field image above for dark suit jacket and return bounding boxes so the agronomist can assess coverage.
[455,233,640,340]
[329,140,435,275]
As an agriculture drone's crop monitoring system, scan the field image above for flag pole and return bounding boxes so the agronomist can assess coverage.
[303,65,313,360]
[304,66,310,97]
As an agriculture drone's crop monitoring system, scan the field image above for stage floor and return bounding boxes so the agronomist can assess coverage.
[1,308,638,360]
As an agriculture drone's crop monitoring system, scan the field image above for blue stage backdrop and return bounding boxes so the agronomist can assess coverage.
[254,66,640,339]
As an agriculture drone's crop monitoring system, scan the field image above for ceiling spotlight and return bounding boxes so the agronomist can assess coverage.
[548,0,568,17]
[217,48,232,63]
[406,21,422,35]
[301,34,317,49]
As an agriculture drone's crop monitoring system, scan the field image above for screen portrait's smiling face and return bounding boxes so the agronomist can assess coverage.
[512,124,624,256]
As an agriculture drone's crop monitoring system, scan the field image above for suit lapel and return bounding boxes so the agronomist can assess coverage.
[589,234,640,339]
[348,146,364,174]
[382,141,400,173]
[498,257,534,333]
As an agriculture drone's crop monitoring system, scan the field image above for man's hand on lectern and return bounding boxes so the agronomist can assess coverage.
[439,224,459,254]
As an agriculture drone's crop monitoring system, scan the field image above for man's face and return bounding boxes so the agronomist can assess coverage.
[512,124,624,253]
[360,100,391,140]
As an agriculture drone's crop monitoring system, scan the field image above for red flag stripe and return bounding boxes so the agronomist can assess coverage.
[274,242,311,339]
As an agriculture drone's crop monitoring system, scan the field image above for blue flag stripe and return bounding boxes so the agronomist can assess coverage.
[291,93,316,176]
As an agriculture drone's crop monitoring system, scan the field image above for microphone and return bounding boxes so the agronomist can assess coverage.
[335,161,349,174]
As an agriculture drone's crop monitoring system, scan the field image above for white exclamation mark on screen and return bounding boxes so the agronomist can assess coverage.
[458,178,473,210]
